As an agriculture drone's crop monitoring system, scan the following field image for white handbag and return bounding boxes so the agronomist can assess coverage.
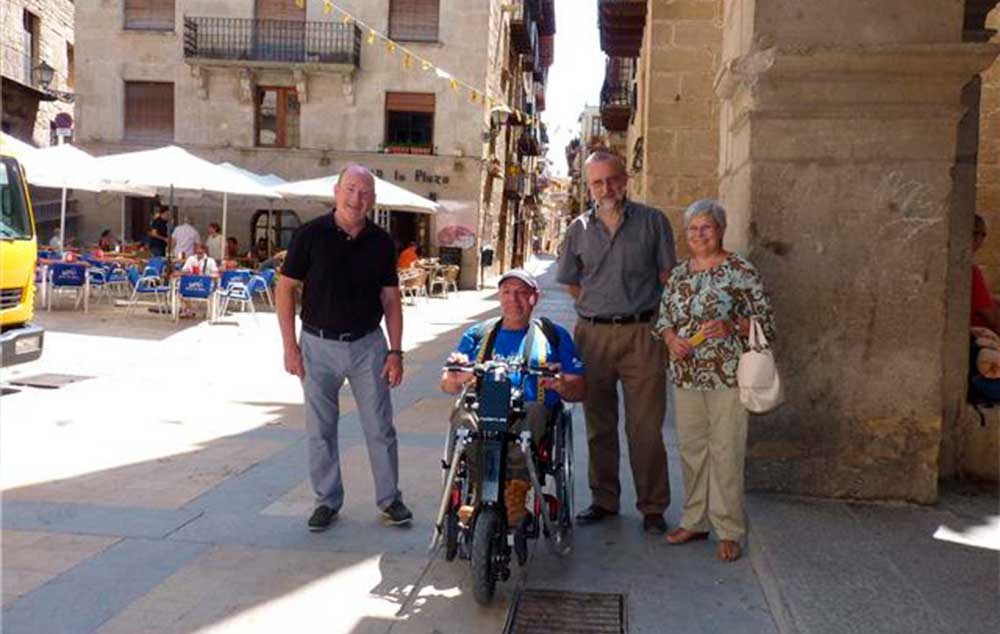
[737,317,784,413]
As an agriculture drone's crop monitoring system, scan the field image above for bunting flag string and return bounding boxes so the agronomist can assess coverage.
[291,0,538,126]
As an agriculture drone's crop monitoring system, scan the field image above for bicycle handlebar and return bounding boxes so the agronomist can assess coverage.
[442,359,559,379]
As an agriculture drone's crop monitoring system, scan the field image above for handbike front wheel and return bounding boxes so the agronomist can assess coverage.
[471,507,501,604]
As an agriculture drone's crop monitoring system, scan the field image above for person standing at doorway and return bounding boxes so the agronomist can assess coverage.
[276,163,411,532]
[556,150,677,534]
[148,207,170,257]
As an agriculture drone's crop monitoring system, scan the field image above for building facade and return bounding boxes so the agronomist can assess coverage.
[1,0,75,146]
[477,0,554,276]
[597,0,1000,498]
[73,0,504,287]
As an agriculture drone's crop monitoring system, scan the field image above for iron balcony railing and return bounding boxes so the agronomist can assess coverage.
[183,17,361,66]
[600,57,635,131]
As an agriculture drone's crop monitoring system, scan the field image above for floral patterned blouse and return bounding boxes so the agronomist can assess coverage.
[653,253,775,390]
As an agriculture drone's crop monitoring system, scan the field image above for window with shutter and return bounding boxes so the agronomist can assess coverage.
[388,0,439,42]
[385,92,435,153]
[124,0,175,31]
[124,81,174,141]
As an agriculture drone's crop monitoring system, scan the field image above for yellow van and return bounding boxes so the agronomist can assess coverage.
[0,152,44,366]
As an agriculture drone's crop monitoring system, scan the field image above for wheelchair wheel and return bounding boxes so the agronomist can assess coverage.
[552,410,574,555]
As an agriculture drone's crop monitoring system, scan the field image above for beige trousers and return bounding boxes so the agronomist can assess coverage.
[574,319,669,515]
[673,387,748,541]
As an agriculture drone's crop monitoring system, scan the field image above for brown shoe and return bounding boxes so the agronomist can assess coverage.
[717,540,742,562]
[665,528,709,545]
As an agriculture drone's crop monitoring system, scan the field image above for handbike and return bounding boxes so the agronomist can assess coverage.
[430,358,575,605]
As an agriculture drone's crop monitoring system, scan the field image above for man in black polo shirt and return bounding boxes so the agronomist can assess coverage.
[276,164,411,531]
[148,206,169,257]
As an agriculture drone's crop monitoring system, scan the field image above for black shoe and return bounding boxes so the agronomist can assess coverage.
[382,499,413,526]
[308,505,337,532]
[575,504,618,525]
[642,514,667,534]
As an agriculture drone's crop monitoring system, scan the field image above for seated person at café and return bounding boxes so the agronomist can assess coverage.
[182,242,219,277]
[254,237,271,262]
[259,249,287,271]
[178,242,218,318]
[398,241,420,269]
[226,236,240,259]
[98,229,119,251]
[969,214,1000,402]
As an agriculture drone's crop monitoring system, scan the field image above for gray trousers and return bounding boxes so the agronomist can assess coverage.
[300,329,401,511]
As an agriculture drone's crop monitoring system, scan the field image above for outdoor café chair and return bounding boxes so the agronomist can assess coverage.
[248,268,276,308]
[216,270,254,319]
[399,268,428,305]
[124,266,171,315]
[142,257,167,279]
[429,265,459,299]
[174,274,215,322]
[86,266,115,306]
[47,263,89,313]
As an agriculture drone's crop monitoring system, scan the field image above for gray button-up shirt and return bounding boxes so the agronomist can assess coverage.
[556,200,677,318]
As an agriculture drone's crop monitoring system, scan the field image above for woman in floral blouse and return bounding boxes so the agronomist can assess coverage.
[653,199,775,562]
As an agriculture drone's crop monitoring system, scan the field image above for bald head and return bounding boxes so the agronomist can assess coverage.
[334,163,377,227]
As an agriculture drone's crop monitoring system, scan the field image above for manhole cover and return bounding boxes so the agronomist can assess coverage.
[9,374,93,389]
[503,589,626,634]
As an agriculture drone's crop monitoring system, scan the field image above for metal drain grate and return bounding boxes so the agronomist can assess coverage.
[503,589,626,634]
[9,374,93,389]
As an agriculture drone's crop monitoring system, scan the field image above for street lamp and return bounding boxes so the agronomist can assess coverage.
[32,61,55,89]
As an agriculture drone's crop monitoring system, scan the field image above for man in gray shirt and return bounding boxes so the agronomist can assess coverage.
[556,150,676,534]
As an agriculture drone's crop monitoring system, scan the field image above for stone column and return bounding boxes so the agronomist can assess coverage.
[716,0,999,502]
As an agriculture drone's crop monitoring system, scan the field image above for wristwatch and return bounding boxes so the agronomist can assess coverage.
[386,349,404,358]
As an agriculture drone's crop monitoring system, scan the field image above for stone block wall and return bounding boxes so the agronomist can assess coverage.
[976,10,1000,286]
[638,0,722,257]
[1,0,74,146]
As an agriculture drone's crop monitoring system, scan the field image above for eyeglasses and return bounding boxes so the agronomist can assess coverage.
[685,225,717,235]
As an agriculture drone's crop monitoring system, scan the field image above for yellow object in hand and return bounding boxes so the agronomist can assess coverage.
[688,327,707,347]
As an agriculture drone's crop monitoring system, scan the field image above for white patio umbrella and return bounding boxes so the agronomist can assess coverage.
[217,163,287,257]
[274,173,440,214]
[0,131,39,162]
[21,144,155,249]
[96,146,280,257]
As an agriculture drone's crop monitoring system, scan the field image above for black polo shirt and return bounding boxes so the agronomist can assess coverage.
[282,214,399,334]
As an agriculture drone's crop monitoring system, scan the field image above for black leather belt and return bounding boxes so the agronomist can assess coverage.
[302,324,371,342]
[582,309,656,325]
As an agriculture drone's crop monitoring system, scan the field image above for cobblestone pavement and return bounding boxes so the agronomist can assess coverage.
[2,257,777,634]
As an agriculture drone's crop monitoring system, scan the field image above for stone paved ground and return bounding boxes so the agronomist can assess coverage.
[2,256,996,634]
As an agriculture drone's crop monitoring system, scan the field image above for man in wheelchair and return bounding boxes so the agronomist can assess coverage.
[440,269,585,528]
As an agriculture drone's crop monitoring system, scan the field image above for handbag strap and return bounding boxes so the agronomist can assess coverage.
[749,317,769,351]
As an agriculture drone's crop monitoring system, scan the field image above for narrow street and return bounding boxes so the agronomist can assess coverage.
[2,257,779,633]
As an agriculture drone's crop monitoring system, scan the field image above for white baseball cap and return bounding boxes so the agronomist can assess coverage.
[498,268,539,291]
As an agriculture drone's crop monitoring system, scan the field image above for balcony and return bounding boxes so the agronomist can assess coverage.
[509,0,539,55]
[600,57,634,132]
[598,0,646,58]
[183,17,361,71]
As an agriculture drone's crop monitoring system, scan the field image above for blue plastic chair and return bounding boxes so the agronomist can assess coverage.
[142,256,167,279]
[175,274,215,322]
[48,263,89,312]
[124,266,171,315]
[216,270,254,319]
[248,268,276,308]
